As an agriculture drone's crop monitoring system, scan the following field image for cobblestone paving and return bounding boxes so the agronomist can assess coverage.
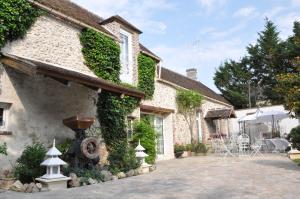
[1,154,300,199]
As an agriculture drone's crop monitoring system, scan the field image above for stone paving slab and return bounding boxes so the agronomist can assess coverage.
[1,154,300,199]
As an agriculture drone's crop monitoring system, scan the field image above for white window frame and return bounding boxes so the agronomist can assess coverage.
[120,28,133,84]
[0,103,10,130]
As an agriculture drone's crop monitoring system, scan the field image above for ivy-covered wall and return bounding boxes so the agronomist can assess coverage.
[138,53,156,99]
[80,28,121,83]
[0,0,40,51]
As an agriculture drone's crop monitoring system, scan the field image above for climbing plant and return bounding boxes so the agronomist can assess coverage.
[80,28,121,83]
[0,0,41,50]
[138,53,156,99]
[80,28,141,172]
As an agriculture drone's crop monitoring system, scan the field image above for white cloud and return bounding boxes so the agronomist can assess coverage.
[233,6,256,18]
[291,0,300,6]
[195,0,228,15]
[276,12,300,39]
[261,6,285,19]
[71,0,174,34]
[152,38,245,92]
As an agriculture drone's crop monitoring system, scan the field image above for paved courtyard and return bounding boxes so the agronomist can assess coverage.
[1,154,300,199]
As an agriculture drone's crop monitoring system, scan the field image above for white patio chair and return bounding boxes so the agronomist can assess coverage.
[237,134,250,156]
[250,139,264,158]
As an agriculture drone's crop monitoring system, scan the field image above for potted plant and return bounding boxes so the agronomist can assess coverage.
[174,144,185,158]
[0,169,16,190]
[0,143,16,190]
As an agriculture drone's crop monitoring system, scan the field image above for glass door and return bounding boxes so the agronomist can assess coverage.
[155,116,164,154]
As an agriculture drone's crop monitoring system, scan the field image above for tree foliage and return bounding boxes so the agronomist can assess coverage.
[176,89,203,143]
[288,126,300,150]
[0,0,41,50]
[214,19,299,108]
[275,22,300,117]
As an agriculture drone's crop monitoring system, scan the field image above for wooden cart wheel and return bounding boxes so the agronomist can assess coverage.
[81,137,99,159]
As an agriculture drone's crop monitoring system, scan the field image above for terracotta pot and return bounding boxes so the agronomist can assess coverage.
[0,178,15,190]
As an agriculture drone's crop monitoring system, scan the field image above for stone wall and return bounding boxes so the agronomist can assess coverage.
[2,14,96,77]
[0,64,97,168]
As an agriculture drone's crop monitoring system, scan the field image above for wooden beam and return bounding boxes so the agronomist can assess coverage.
[1,57,36,76]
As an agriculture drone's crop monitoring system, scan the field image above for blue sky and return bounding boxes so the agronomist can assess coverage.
[72,0,300,93]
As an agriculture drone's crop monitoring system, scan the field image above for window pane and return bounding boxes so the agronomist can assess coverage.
[155,117,164,154]
[0,108,3,126]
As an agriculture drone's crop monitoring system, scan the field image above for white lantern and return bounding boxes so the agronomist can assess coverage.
[36,140,71,191]
[135,140,149,166]
[40,139,67,179]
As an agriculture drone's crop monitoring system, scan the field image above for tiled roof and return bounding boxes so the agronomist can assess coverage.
[205,109,236,119]
[160,67,232,105]
[35,0,114,37]
[100,15,142,34]
[139,43,160,61]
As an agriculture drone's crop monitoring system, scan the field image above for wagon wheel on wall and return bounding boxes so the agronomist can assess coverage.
[81,137,100,159]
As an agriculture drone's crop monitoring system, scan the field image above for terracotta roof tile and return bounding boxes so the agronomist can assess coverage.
[100,15,142,34]
[160,67,232,105]
[36,0,113,37]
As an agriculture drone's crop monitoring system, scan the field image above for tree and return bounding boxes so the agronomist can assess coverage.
[176,89,203,143]
[275,22,300,117]
[247,19,286,104]
[215,19,298,108]
[214,58,253,109]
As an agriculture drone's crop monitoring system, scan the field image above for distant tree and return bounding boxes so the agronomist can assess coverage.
[214,58,253,109]
[215,19,298,108]
[176,89,203,143]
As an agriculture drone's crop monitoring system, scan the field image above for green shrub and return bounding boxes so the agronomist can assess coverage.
[133,119,156,164]
[14,143,46,183]
[192,143,208,154]
[0,142,7,155]
[108,141,140,174]
[174,144,185,158]
[288,126,300,150]
[64,167,103,184]
[185,144,193,151]
[56,138,73,161]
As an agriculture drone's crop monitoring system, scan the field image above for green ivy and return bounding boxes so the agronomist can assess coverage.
[80,28,141,171]
[80,28,121,83]
[138,53,156,99]
[0,0,41,50]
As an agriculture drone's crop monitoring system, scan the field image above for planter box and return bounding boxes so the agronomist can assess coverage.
[0,178,15,190]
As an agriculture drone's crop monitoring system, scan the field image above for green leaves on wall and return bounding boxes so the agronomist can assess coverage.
[0,0,41,50]
[138,53,156,99]
[80,28,121,83]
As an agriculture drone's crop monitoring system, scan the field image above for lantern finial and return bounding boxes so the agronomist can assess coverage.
[53,139,56,147]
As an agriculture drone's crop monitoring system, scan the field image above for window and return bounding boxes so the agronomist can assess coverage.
[126,117,134,140]
[120,29,133,84]
[140,113,164,155]
[0,103,9,130]
[0,108,4,127]
[155,116,164,154]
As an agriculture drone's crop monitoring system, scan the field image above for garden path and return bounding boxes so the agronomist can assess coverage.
[1,154,300,199]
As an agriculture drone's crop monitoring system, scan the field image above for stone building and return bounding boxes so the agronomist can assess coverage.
[0,0,234,166]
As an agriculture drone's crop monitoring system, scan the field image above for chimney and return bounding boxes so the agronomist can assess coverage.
[186,68,197,80]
